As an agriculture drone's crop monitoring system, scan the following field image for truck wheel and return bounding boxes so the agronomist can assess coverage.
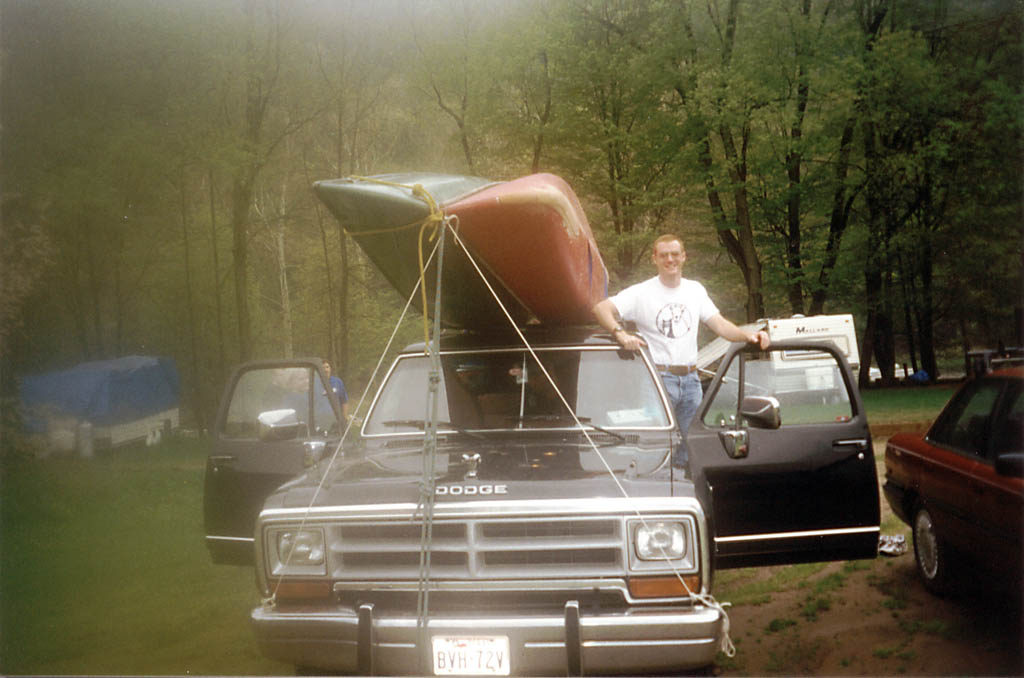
[912,506,954,595]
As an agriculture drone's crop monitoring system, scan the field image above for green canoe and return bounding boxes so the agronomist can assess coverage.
[313,173,533,329]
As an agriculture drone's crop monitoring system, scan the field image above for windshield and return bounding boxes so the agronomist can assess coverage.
[364,347,671,435]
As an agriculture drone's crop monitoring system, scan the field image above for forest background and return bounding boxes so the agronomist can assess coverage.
[2,0,1021,433]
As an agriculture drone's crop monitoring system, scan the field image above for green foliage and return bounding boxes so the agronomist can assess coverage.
[2,0,1020,425]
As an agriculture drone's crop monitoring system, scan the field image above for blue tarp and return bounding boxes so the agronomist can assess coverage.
[20,356,180,433]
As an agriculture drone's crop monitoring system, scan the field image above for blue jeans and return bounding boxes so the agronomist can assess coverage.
[661,372,702,468]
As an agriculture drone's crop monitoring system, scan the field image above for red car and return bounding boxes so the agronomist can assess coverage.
[883,368,1023,594]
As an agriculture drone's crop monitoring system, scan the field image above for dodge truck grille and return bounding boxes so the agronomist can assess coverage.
[329,516,624,579]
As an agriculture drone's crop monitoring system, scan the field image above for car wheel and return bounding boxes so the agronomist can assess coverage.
[913,506,954,595]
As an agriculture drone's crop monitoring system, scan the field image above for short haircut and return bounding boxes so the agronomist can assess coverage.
[653,233,684,251]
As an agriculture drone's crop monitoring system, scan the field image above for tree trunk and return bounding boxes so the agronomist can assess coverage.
[530,50,552,174]
[338,232,349,378]
[275,229,293,359]
[809,118,857,315]
[64,238,90,361]
[231,0,276,362]
[898,250,919,374]
[208,167,227,399]
[231,177,253,361]
[721,123,765,321]
[859,118,885,388]
[336,100,349,379]
[180,171,205,430]
[697,0,764,322]
[784,0,811,315]
[914,237,938,379]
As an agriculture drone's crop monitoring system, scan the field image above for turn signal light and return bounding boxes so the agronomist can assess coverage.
[272,580,332,602]
[628,575,700,599]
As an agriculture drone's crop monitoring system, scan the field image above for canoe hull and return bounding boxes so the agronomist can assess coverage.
[313,172,607,329]
[314,174,531,329]
[445,173,607,326]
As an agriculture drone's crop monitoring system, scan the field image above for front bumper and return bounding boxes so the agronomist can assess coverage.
[252,599,723,675]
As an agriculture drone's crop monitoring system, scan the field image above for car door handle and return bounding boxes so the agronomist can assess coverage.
[209,455,237,472]
[833,438,870,459]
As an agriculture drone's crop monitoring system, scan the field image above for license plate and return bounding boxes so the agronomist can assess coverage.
[432,635,510,676]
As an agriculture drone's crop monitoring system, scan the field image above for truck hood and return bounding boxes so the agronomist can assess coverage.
[265,438,688,510]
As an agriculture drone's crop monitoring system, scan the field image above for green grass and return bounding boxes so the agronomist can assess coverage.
[714,561,829,605]
[766,618,797,633]
[0,384,959,675]
[0,436,289,676]
[860,383,956,425]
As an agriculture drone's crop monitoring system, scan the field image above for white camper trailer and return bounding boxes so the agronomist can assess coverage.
[766,314,859,396]
[697,314,860,398]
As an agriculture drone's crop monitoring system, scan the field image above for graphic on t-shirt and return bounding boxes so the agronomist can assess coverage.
[655,303,693,339]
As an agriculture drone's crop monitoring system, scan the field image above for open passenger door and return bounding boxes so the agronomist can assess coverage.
[687,341,880,569]
[203,359,343,564]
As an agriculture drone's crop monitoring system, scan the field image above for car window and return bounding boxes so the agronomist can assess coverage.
[702,348,853,427]
[363,347,670,435]
[990,381,1023,458]
[225,368,301,438]
[929,380,1002,458]
[223,366,340,439]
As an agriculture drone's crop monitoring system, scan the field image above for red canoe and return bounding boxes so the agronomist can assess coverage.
[444,173,608,326]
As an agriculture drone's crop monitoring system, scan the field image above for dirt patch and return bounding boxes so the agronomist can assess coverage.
[716,558,1022,676]
[712,441,1023,677]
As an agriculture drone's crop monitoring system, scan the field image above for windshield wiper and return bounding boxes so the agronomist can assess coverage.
[381,419,486,439]
[511,414,627,444]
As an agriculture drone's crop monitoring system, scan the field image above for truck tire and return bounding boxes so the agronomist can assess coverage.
[912,506,955,595]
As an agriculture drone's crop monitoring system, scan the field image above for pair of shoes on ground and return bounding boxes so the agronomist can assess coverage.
[878,534,907,556]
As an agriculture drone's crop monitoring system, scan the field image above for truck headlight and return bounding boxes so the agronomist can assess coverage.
[277,529,325,566]
[635,521,686,560]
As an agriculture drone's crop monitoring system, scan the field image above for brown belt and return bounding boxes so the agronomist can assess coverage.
[656,364,697,376]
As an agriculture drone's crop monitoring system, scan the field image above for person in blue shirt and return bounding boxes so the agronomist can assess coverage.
[322,359,349,420]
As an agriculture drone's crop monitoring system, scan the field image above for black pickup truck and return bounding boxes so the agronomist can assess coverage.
[204,327,879,676]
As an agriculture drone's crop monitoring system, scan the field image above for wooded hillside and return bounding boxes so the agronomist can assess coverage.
[2,0,1020,429]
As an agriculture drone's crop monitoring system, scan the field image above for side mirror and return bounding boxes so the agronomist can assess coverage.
[740,395,781,430]
[257,409,302,441]
[995,452,1024,478]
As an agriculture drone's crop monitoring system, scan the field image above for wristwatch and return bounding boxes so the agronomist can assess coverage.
[612,324,625,334]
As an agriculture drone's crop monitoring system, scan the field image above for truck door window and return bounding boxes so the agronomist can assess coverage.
[703,349,853,427]
[224,366,331,439]
[224,368,296,438]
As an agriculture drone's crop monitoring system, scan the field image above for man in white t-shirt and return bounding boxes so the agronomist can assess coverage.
[593,234,769,470]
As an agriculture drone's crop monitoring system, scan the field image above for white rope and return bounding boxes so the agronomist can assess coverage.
[270,233,441,604]
[447,224,736,657]
[271,199,736,658]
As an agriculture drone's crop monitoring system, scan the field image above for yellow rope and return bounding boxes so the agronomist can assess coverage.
[340,176,446,346]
